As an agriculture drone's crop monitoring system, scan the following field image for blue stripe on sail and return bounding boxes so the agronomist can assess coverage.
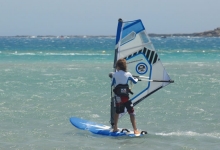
[122,20,145,39]
[115,20,123,45]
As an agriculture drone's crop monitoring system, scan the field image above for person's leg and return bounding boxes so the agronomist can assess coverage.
[113,113,119,132]
[129,114,140,134]
[124,100,140,134]
[113,100,125,132]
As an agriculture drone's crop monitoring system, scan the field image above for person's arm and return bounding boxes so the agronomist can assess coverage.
[111,77,116,86]
[109,72,116,86]
[128,72,138,84]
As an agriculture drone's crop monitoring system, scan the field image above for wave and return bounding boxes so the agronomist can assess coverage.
[157,49,220,53]
[156,131,220,139]
[2,52,111,56]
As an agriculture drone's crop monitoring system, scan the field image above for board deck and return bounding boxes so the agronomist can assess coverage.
[70,117,147,137]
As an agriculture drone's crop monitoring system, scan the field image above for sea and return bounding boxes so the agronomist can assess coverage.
[0,36,220,150]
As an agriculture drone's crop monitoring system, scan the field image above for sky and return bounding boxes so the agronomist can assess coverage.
[0,0,220,36]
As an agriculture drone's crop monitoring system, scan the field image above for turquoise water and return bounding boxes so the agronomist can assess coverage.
[0,36,220,149]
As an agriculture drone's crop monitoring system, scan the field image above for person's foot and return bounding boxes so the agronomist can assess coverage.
[134,130,140,135]
[112,129,119,132]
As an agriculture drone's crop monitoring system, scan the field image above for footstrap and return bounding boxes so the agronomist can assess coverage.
[121,128,130,133]
[141,131,147,134]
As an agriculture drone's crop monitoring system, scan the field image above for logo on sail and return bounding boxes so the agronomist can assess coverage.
[136,63,148,75]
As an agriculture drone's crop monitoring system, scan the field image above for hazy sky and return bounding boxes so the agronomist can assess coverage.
[1,0,220,36]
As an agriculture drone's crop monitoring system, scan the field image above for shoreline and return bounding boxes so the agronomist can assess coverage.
[1,27,220,38]
[149,27,220,37]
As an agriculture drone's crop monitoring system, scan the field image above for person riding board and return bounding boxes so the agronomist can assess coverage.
[111,58,140,134]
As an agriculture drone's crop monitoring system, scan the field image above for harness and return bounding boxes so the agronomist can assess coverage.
[113,84,133,97]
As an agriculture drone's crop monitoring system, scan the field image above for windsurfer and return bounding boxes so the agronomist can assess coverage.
[111,58,140,134]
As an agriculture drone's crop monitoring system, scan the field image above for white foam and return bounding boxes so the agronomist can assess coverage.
[8,52,110,56]
[156,131,220,139]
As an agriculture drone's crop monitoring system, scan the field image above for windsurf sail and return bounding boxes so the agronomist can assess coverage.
[110,18,174,126]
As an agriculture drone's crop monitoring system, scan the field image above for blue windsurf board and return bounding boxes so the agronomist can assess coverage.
[70,117,147,137]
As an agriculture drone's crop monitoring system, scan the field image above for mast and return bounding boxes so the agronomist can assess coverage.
[110,18,123,127]
[113,18,123,68]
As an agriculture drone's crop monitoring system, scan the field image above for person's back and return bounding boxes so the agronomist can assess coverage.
[112,70,136,86]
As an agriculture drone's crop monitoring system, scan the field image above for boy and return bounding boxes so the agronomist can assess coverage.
[111,58,140,134]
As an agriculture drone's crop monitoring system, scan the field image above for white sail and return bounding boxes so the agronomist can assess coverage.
[110,18,174,126]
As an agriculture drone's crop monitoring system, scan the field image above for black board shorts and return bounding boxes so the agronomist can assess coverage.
[116,100,134,114]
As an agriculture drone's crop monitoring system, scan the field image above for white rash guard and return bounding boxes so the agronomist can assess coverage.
[111,70,138,87]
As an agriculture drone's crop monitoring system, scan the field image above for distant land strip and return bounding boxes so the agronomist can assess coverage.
[149,27,220,37]
[1,27,220,38]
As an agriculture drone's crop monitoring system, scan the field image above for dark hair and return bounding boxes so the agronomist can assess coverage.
[116,58,127,72]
